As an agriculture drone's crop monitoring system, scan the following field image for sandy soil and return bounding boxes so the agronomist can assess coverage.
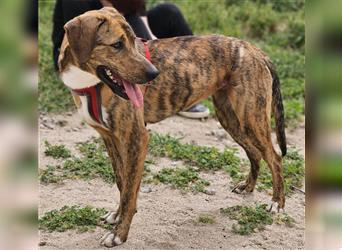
[39,112,305,250]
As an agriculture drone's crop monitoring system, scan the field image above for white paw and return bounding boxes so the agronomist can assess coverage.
[102,212,116,224]
[100,232,114,247]
[101,211,111,220]
[267,201,277,212]
[100,232,122,247]
[266,201,285,213]
[114,215,120,224]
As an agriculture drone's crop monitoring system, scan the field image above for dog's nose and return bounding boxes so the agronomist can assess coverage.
[145,67,159,81]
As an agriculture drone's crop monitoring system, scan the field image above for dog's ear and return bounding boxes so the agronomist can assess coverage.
[64,16,104,64]
[58,36,70,71]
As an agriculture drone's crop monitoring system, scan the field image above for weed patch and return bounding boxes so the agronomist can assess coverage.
[39,165,62,184]
[63,140,114,183]
[39,205,111,232]
[44,141,71,159]
[153,167,210,193]
[197,214,216,224]
[220,203,296,235]
[220,204,273,235]
[149,133,303,195]
[149,133,240,171]
[41,139,115,184]
[274,213,296,228]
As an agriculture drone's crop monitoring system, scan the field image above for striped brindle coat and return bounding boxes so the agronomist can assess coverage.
[59,7,287,247]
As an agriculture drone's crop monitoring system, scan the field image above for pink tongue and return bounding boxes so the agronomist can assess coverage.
[122,80,144,108]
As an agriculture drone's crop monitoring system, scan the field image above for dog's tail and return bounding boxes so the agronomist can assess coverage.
[266,61,287,156]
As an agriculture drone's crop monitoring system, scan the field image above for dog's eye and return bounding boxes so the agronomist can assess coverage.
[111,41,123,50]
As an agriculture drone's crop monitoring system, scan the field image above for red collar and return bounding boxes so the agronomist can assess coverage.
[139,38,151,95]
[72,82,105,126]
[141,38,151,61]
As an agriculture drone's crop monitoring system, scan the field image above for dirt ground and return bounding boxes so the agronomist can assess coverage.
[39,112,305,250]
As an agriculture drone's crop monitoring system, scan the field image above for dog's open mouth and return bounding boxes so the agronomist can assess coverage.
[96,65,144,108]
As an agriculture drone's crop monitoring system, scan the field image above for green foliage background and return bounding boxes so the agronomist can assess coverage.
[39,0,304,126]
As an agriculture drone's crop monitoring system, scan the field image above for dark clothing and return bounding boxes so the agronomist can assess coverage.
[27,0,38,35]
[52,0,192,70]
[147,3,193,38]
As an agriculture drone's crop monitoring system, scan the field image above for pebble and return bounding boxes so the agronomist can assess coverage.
[140,186,152,193]
[204,188,216,195]
[56,120,68,127]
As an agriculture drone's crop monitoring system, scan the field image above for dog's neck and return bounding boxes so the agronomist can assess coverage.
[60,65,100,89]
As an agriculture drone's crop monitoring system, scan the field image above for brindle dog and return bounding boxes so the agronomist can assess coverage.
[58,7,287,247]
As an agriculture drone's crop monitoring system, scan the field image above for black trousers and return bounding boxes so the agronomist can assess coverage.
[52,1,192,70]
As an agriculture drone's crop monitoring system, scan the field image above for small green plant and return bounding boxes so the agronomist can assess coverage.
[39,165,62,184]
[153,167,210,193]
[62,139,114,183]
[41,138,115,184]
[39,205,111,232]
[220,204,273,235]
[44,141,71,159]
[274,213,296,228]
[149,133,240,171]
[198,214,216,224]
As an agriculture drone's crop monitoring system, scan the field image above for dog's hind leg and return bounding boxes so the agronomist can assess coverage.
[213,81,285,209]
[99,105,149,247]
[212,89,262,193]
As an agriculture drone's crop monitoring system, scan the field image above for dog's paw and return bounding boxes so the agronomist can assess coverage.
[266,201,285,213]
[231,181,254,194]
[100,232,123,247]
[101,212,120,225]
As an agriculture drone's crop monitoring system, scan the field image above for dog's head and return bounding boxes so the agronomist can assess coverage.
[60,7,159,108]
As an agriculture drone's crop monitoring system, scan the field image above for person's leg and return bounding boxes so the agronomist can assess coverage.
[147,3,209,118]
[124,14,152,40]
[147,3,193,38]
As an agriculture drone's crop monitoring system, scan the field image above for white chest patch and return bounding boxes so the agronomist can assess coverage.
[60,65,109,130]
[60,65,100,89]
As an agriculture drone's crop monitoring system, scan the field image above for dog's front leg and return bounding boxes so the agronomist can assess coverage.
[100,116,149,247]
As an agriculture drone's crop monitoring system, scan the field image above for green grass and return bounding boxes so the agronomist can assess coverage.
[149,133,304,195]
[220,203,296,235]
[220,204,273,235]
[197,214,216,224]
[39,205,111,232]
[149,133,241,171]
[39,1,74,113]
[44,141,71,159]
[40,139,115,184]
[41,134,304,197]
[274,213,296,228]
[153,167,210,193]
[39,165,62,184]
[39,0,305,127]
